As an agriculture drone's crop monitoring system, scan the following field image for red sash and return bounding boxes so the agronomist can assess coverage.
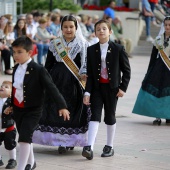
[5,125,15,132]
[99,76,109,83]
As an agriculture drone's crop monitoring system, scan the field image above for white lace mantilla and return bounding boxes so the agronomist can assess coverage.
[155,34,170,57]
[49,36,89,74]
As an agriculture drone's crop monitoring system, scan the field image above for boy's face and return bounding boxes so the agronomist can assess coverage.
[95,23,111,43]
[0,83,11,98]
[13,46,32,64]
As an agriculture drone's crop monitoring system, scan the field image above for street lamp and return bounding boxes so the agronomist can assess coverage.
[49,0,53,11]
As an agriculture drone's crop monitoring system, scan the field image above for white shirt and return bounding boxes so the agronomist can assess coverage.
[84,41,109,96]
[0,98,7,132]
[100,42,109,79]
[26,24,37,39]
[13,59,32,103]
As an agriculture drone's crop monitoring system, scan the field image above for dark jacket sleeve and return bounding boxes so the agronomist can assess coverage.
[85,47,93,94]
[119,46,131,92]
[45,50,57,73]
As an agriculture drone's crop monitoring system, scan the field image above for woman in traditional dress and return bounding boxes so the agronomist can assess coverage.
[133,16,170,125]
[33,15,90,153]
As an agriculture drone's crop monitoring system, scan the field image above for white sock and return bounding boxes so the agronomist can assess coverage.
[17,142,31,170]
[8,148,16,160]
[107,123,116,148]
[27,143,35,167]
[87,121,99,150]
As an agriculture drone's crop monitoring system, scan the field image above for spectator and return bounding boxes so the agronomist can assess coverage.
[13,19,27,39]
[32,11,41,28]
[49,14,61,36]
[103,1,116,21]
[109,16,132,57]
[86,16,94,33]
[142,0,154,42]
[35,18,56,65]
[25,13,37,41]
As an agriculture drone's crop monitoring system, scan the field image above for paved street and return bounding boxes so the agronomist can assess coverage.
[0,55,170,170]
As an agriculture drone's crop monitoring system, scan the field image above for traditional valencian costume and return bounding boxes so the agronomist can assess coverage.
[33,16,90,149]
[133,18,170,123]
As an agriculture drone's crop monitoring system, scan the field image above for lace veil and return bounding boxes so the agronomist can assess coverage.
[49,15,89,74]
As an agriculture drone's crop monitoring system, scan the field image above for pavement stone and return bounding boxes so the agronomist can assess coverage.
[0,55,170,170]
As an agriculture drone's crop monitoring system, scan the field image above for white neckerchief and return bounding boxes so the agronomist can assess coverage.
[13,58,32,103]
[100,41,109,79]
[0,98,7,131]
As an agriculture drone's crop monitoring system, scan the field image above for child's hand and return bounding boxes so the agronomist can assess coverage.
[4,107,13,115]
[59,109,70,121]
[116,89,125,97]
[83,95,90,105]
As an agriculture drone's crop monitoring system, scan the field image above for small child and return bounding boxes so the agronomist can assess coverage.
[11,36,70,170]
[82,20,131,160]
[0,81,17,169]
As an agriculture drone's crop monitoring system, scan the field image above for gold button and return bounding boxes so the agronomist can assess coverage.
[97,79,99,81]
[24,101,26,102]
[109,78,111,80]
[31,68,33,70]
[24,86,25,87]
[98,69,100,70]
[99,64,101,65]
[99,74,100,75]
[107,62,109,64]
[109,73,110,74]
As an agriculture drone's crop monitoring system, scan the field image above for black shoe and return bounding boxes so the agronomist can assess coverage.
[0,159,4,166]
[5,159,17,169]
[166,119,170,125]
[25,162,36,170]
[82,146,93,160]
[101,145,114,157]
[153,119,161,125]
[58,146,67,154]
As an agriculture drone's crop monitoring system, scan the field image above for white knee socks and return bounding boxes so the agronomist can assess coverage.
[17,142,31,170]
[87,121,99,150]
[8,148,16,160]
[27,143,35,167]
[107,123,116,148]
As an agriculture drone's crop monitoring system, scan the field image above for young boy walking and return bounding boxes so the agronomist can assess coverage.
[11,36,70,170]
[82,20,131,160]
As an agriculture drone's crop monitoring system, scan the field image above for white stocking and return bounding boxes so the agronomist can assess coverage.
[17,142,30,170]
[8,148,16,160]
[87,121,99,150]
[107,123,116,148]
[27,143,34,167]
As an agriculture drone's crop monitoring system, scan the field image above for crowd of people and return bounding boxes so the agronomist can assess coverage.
[0,0,170,170]
[0,1,134,76]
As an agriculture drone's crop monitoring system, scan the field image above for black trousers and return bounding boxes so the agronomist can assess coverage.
[90,83,118,125]
[1,49,11,70]
[0,129,17,150]
[13,106,42,143]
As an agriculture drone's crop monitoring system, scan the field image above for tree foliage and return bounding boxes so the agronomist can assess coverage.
[22,0,81,13]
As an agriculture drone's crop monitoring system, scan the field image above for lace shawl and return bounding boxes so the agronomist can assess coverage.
[49,36,89,74]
